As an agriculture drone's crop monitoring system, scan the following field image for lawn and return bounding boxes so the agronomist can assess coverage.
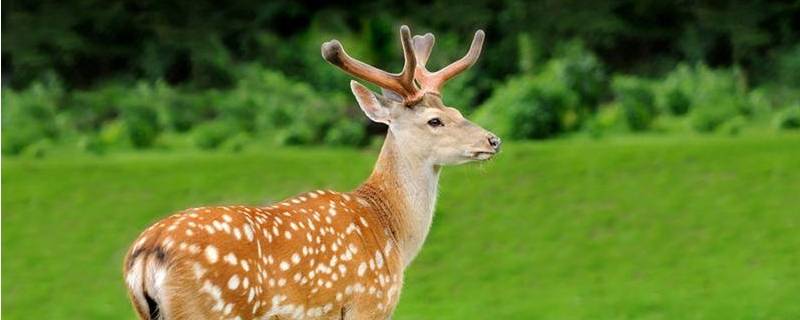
[3,134,800,319]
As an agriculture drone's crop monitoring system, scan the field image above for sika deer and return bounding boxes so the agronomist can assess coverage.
[123,25,500,320]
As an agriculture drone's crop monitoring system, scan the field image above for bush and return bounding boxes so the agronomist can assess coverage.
[774,105,800,130]
[653,75,691,116]
[193,121,239,150]
[774,44,800,88]
[221,133,251,153]
[324,119,367,146]
[122,103,160,149]
[233,66,365,147]
[612,76,657,131]
[1,82,63,155]
[278,122,317,146]
[552,40,609,109]
[22,139,53,158]
[78,134,107,155]
[474,75,579,140]
[719,116,747,136]
[160,91,215,133]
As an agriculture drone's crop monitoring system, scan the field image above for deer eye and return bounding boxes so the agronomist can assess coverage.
[427,118,444,127]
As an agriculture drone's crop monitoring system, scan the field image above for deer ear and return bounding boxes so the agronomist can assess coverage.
[351,81,392,124]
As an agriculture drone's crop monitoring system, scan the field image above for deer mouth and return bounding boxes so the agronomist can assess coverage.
[471,151,496,161]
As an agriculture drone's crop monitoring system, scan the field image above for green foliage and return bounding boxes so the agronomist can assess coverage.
[475,75,579,140]
[473,42,606,140]
[122,103,160,149]
[1,82,62,155]
[612,75,657,131]
[774,105,800,130]
[686,66,750,132]
[551,40,608,109]
[719,115,747,136]
[774,44,800,88]
[192,121,239,150]
[324,119,367,146]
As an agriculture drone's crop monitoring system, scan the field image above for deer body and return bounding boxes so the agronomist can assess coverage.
[124,26,500,320]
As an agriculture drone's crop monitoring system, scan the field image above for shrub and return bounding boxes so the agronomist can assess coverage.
[552,40,609,109]
[474,75,579,140]
[612,76,657,131]
[121,103,160,149]
[653,75,691,116]
[278,122,316,146]
[719,115,747,136]
[221,133,251,153]
[1,83,62,155]
[774,105,800,130]
[67,85,129,132]
[78,134,107,155]
[161,91,215,133]
[97,120,127,148]
[22,139,53,158]
[689,66,749,132]
[193,121,239,150]
[324,119,367,146]
[774,44,800,88]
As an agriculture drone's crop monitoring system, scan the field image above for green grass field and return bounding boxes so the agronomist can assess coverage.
[3,134,800,319]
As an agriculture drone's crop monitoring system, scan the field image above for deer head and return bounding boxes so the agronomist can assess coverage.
[322,25,501,166]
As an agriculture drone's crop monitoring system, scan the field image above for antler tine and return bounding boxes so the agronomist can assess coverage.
[418,29,485,94]
[397,25,418,91]
[412,33,435,67]
[322,25,421,103]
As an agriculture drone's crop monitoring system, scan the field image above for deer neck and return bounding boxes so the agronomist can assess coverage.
[355,131,440,268]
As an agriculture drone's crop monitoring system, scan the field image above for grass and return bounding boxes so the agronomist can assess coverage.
[3,134,800,319]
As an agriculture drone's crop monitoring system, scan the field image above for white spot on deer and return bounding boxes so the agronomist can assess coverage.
[222,214,233,222]
[243,224,254,241]
[375,251,384,268]
[213,220,224,231]
[291,253,301,264]
[358,262,367,276]
[228,274,240,290]
[248,288,256,303]
[205,245,219,264]
[192,262,206,278]
[223,252,237,266]
[284,231,292,240]
[280,261,290,271]
[241,260,250,272]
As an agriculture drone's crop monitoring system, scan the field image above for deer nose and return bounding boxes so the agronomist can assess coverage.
[488,135,502,152]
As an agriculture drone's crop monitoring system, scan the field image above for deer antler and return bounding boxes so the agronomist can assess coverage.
[322,25,423,104]
[413,30,485,95]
